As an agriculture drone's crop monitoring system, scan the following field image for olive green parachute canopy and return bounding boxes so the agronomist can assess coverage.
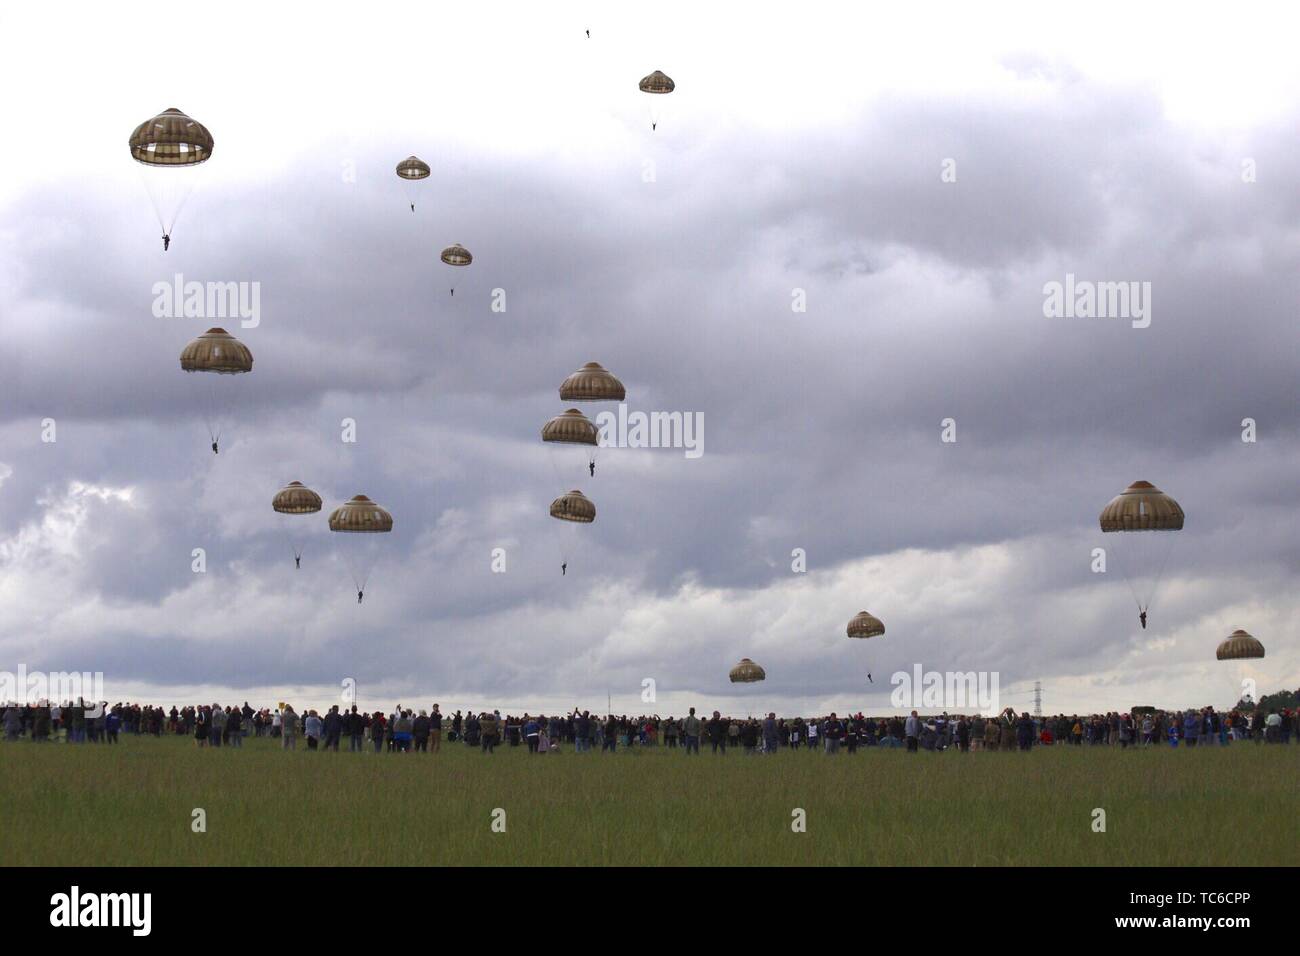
[180,328,253,374]
[440,243,472,266]
[328,495,394,533]
[550,489,595,523]
[846,611,885,640]
[1216,628,1265,661]
[639,70,675,94]
[1099,481,1184,531]
[395,155,430,180]
[542,409,599,446]
[729,658,765,683]
[559,362,625,402]
[129,108,214,165]
[272,481,322,515]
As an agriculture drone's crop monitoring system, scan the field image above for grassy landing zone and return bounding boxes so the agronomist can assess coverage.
[3,736,1294,866]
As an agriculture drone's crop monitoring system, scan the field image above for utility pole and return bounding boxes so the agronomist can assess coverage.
[1033,681,1042,717]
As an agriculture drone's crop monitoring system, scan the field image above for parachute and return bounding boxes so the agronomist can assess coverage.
[550,489,596,523]
[846,611,885,640]
[272,481,322,567]
[128,108,213,248]
[396,155,430,180]
[1216,628,1265,661]
[179,328,252,454]
[542,409,599,446]
[846,611,884,685]
[728,658,766,683]
[638,70,676,94]
[542,409,599,480]
[440,243,471,295]
[638,71,675,130]
[440,243,472,266]
[396,155,430,211]
[559,362,625,402]
[1099,480,1184,627]
[549,489,594,575]
[328,495,394,603]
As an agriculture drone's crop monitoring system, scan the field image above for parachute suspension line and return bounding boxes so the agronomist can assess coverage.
[1109,541,1144,612]
[137,165,198,238]
[136,165,167,235]
[544,450,570,573]
[169,179,195,235]
[1143,532,1179,616]
[202,376,221,448]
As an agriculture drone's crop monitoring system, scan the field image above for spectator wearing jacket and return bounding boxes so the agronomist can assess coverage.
[320,706,342,751]
[281,706,298,750]
[904,711,921,753]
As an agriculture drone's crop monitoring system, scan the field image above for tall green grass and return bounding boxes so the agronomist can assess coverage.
[2,737,1294,866]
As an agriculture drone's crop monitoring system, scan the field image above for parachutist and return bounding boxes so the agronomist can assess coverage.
[410,203,415,212]
[295,555,301,570]
[1139,610,1147,630]
[211,441,218,455]
[450,288,454,296]
[162,234,170,252]
[357,590,364,604]
[561,563,567,576]
[867,673,873,684]
[586,30,590,37]
[652,122,657,131]
[589,461,595,477]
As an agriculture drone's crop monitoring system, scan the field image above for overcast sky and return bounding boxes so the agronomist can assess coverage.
[0,1,1296,717]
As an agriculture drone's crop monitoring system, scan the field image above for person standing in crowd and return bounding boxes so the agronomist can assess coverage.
[412,710,430,752]
[1015,712,1035,751]
[210,704,226,748]
[393,710,413,752]
[762,712,778,754]
[304,710,322,750]
[319,705,340,751]
[227,706,242,747]
[707,711,728,755]
[346,706,364,752]
[5,704,23,741]
[430,705,443,753]
[479,711,499,753]
[828,713,847,754]
[1264,710,1282,743]
[572,709,590,753]
[281,705,298,750]
[682,707,700,755]
[904,710,920,753]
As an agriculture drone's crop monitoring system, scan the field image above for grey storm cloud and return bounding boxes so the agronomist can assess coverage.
[1,68,1297,713]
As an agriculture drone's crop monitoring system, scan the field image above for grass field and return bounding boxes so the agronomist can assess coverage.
[2,736,1295,866]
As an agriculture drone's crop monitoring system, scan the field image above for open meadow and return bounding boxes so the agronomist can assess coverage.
[3,736,1295,866]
